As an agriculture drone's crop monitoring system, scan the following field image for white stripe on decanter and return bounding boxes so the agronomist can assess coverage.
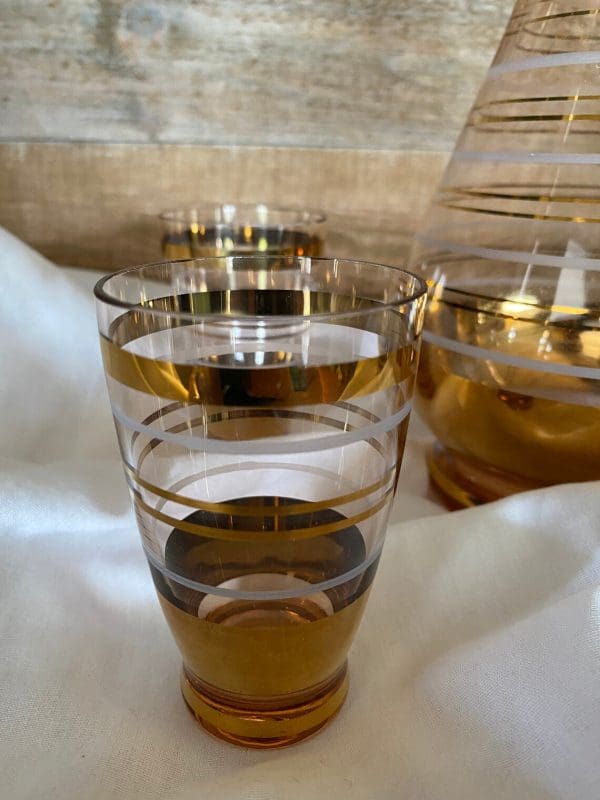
[452,151,600,165]
[423,330,599,382]
[487,51,600,79]
[415,235,600,272]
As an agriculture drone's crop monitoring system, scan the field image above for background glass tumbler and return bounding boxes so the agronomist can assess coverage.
[95,256,426,748]
[160,204,326,260]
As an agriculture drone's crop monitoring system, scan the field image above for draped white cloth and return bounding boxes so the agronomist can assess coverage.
[1,228,598,800]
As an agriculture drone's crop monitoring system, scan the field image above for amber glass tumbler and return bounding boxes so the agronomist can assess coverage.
[95,256,426,747]
[160,204,325,260]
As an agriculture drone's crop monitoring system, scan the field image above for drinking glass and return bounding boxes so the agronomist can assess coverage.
[95,256,426,748]
[160,203,326,259]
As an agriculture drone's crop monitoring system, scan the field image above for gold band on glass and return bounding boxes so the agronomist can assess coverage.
[132,485,393,543]
[125,461,394,517]
[101,336,416,406]
[438,201,600,224]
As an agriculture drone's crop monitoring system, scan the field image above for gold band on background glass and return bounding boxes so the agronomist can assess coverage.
[95,256,426,748]
[160,204,325,260]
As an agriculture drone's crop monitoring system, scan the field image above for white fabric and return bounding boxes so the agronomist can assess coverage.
[1,227,598,800]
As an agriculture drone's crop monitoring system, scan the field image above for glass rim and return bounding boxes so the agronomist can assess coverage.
[94,256,427,323]
[158,203,327,225]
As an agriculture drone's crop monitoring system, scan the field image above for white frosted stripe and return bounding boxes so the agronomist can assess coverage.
[452,151,600,165]
[501,384,600,408]
[144,541,383,600]
[487,51,600,78]
[111,401,412,455]
[423,331,600,381]
[416,234,600,271]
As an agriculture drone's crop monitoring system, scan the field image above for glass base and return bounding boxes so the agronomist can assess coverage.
[427,442,548,509]
[181,664,349,749]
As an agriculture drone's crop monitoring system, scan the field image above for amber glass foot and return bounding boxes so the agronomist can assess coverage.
[181,665,348,749]
[427,442,548,509]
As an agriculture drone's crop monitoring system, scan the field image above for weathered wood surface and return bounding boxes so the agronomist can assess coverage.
[0,142,447,268]
[0,1,511,267]
[0,0,512,150]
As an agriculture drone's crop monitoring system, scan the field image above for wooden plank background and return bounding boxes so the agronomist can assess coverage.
[0,0,513,268]
[1,142,448,268]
